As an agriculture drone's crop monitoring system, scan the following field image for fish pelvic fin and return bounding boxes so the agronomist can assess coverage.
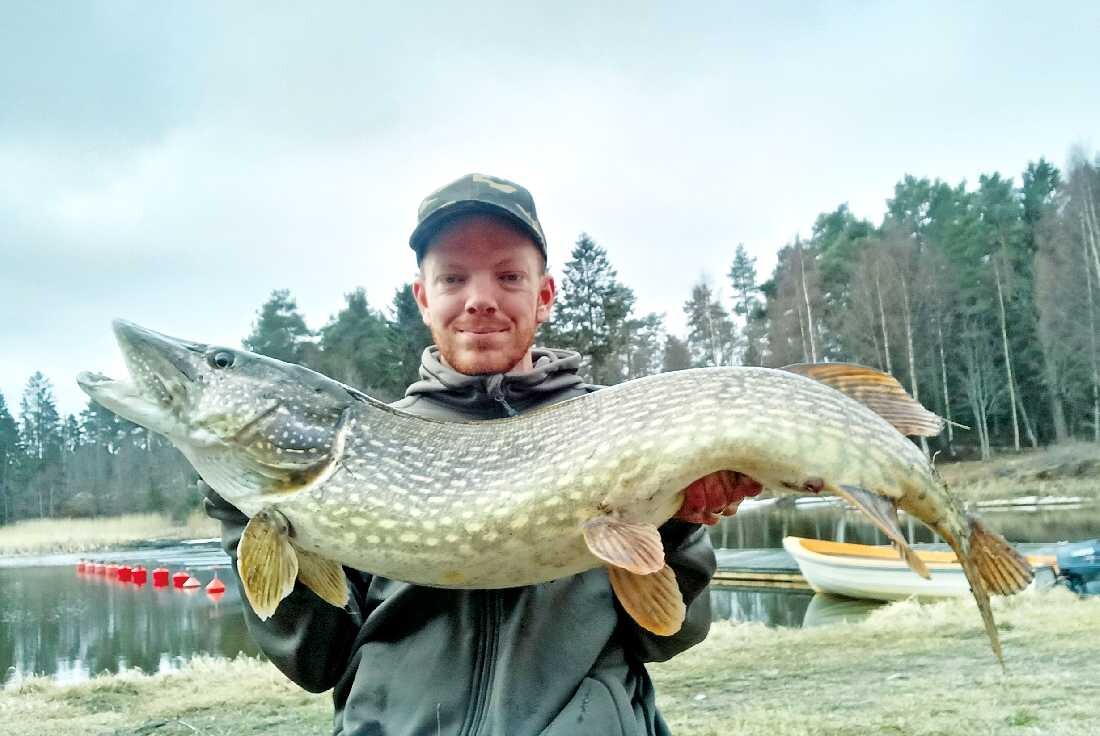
[968,515,1034,596]
[944,532,1006,671]
[607,564,685,636]
[835,484,930,579]
[293,544,349,608]
[582,517,664,575]
[782,362,945,437]
[238,508,299,620]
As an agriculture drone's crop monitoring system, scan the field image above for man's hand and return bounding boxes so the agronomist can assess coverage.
[674,470,763,526]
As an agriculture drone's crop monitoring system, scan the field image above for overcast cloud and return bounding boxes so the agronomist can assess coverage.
[2,1,1098,416]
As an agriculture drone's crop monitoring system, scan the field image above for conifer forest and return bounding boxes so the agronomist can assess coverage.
[2,153,1098,525]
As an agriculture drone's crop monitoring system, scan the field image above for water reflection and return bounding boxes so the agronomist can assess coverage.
[0,561,258,686]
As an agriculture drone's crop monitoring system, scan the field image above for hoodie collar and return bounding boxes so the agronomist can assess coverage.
[403,346,586,415]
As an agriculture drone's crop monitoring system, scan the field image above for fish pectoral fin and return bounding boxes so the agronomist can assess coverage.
[293,544,349,608]
[968,515,1034,596]
[237,508,299,620]
[834,484,930,579]
[782,362,945,437]
[608,564,685,636]
[582,517,664,575]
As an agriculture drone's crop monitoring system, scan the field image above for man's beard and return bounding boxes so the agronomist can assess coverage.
[431,320,536,375]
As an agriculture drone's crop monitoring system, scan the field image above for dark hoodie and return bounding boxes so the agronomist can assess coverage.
[204,346,716,736]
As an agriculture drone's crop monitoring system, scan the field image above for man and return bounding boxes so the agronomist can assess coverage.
[204,173,760,735]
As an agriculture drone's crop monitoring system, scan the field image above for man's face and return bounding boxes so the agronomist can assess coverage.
[413,214,555,375]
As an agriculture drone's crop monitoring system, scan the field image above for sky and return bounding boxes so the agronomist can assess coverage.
[2,1,1098,418]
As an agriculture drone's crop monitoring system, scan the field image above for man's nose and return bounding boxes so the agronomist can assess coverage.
[465,275,498,314]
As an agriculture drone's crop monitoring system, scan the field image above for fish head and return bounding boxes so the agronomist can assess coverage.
[78,320,361,500]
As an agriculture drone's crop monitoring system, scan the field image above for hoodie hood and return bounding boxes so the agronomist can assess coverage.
[401,345,589,417]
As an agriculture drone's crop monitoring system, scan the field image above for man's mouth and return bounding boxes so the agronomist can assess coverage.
[457,326,510,335]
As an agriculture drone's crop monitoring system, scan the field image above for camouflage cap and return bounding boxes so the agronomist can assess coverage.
[409,173,548,264]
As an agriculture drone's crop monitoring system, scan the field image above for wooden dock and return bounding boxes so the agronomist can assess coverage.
[713,548,809,590]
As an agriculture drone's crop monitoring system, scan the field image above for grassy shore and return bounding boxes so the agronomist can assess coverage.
[0,511,219,556]
[938,441,1100,504]
[2,589,1097,736]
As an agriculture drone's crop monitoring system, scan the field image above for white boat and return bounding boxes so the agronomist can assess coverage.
[782,536,1056,602]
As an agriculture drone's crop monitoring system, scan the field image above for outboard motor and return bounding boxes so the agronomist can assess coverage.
[1057,539,1100,595]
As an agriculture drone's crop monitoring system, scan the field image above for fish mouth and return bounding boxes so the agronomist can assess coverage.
[76,320,204,437]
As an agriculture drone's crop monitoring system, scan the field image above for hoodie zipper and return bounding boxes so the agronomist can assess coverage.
[458,591,502,736]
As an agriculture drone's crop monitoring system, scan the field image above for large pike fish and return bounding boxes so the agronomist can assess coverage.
[78,321,1032,665]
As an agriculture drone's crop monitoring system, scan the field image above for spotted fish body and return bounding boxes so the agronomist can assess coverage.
[220,368,934,588]
[78,321,1031,663]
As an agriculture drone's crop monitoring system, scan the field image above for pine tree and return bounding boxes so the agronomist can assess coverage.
[727,243,762,363]
[318,288,391,394]
[683,280,737,367]
[383,284,433,399]
[19,372,61,462]
[661,335,692,372]
[542,234,637,385]
[243,289,314,364]
[0,392,20,524]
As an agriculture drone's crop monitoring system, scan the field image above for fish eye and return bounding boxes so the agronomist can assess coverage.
[207,350,236,369]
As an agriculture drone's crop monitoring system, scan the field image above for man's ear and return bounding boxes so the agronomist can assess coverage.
[412,279,432,327]
[535,274,556,324]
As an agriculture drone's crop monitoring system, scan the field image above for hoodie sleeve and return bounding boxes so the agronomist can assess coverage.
[620,520,716,663]
[202,485,364,693]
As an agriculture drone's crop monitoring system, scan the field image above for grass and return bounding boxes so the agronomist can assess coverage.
[938,441,1100,505]
[0,511,219,556]
[2,589,1096,736]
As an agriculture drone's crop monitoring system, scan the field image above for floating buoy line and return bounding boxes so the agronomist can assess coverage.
[76,558,229,600]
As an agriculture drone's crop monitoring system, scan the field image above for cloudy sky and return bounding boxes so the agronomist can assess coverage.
[2,1,1097,417]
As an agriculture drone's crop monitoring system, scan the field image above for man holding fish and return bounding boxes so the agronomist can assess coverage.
[203,173,760,735]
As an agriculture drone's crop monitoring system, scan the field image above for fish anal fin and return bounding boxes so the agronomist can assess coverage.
[293,544,349,608]
[968,515,1033,596]
[835,484,930,579]
[238,508,299,620]
[608,564,685,636]
[583,517,664,575]
[782,362,945,437]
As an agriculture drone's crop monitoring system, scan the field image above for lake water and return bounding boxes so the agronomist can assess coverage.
[2,501,1096,685]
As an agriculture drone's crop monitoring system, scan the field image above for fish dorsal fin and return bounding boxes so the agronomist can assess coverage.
[834,484,930,579]
[782,363,945,437]
[582,518,664,575]
[607,564,685,636]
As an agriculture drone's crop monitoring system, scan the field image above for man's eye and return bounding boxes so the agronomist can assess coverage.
[443,275,463,284]
[500,273,522,283]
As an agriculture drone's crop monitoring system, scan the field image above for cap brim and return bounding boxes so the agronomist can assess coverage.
[409,201,546,262]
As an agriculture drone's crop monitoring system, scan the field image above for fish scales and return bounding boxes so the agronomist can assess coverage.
[250,367,927,589]
[78,321,1035,662]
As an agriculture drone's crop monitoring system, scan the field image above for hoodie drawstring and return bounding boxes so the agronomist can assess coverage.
[484,374,519,417]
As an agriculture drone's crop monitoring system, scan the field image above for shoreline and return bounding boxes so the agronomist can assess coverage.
[3,589,1097,736]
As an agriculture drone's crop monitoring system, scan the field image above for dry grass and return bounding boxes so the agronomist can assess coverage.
[2,589,1097,736]
[0,511,219,555]
[939,441,1100,504]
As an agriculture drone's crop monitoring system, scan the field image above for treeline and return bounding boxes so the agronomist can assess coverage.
[2,152,1098,524]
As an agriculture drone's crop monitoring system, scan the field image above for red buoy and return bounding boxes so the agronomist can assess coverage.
[205,574,226,594]
[182,575,201,589]
[131,566,148,585]
[152,567,170,587]
[76,560,86,573]
[172,570,190,589]
[117,565,132,582]
[106,563,119,578]
[94,562,107,575]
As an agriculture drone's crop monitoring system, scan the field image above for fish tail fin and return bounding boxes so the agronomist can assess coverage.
[944,532,1005,671]
[968,515,1034,596]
